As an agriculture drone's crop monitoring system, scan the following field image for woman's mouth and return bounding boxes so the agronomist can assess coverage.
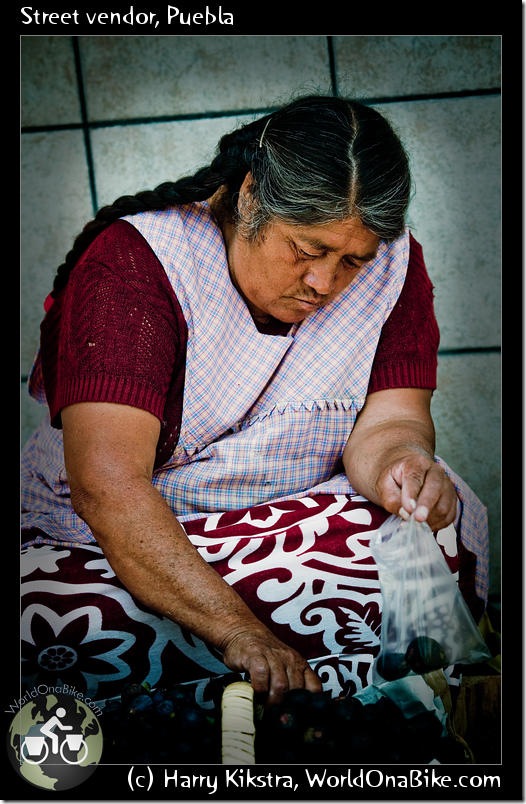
[292,297,323,311]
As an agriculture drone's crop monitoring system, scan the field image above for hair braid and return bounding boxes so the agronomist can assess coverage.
[50,126,260,296]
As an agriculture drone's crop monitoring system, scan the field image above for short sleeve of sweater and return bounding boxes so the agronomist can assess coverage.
[368,233,440,393]
[40,219,187,437]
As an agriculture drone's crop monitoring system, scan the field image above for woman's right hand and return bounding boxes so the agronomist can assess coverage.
[220,627,322,704]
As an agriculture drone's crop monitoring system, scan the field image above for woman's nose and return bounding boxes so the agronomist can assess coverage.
[302,261,338,296]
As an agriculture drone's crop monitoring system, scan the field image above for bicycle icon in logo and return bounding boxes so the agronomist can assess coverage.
[20,706,88,765]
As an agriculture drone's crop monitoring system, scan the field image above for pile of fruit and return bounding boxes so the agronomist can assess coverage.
[100,677,224,763]
[100,667,470,765]
[255,687,469,764]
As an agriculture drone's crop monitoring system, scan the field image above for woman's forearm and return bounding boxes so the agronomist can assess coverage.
[343,416,436,507]
[61,401,322,701]
[70,477,322,700]
[71,478,268,651]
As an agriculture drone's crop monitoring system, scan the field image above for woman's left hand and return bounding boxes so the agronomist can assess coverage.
[375,450,458,532]
[343,387,459,532]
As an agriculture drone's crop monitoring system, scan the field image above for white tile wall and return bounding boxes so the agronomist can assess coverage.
[384,95,501,349]
[334,35,501,97]
[21,36,82,127]
[91,115,256,207]
[21,130,93,369]
[432,352,501,592]
[80,36,332,120]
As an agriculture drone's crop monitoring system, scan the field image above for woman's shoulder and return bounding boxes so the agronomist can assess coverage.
[74,218,180,308]
[407,231,433,289]
[84,217,158,255]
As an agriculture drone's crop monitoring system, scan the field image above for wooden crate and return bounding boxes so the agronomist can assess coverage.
[452,674,501,764]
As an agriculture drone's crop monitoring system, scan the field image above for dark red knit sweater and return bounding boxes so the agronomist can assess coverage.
[38,220,439,469]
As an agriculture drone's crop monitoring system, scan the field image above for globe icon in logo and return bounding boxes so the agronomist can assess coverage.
[7,692,103,790]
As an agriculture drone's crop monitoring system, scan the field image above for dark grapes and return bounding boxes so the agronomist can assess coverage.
[102,678,221,763]
[126,693,154,714]
[102,674,451,765]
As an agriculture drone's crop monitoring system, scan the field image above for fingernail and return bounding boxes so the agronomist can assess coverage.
[398,507,410,521]
[408,499,417,511]
[415,505,429,520]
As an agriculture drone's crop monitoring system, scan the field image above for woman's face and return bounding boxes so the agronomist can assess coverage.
[227,215,381,325]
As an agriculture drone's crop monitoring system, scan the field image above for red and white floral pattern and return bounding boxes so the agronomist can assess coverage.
[21,494,466,702]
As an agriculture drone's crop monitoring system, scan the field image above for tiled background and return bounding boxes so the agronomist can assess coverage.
[21,35,501,612]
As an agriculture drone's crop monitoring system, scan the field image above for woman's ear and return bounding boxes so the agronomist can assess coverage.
[239,172,254,203]
[237,172,256,219]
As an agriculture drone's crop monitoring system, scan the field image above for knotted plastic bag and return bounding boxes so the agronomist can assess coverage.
[370,515,491,684]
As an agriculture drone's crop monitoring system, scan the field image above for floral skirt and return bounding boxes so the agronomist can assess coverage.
[21,494,483,703]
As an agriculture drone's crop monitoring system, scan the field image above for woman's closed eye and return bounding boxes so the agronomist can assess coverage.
[295,243,324,260]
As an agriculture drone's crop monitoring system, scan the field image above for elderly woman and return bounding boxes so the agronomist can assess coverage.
[21,94,488,704]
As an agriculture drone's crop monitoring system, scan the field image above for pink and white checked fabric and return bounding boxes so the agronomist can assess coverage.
[125,203,410,514]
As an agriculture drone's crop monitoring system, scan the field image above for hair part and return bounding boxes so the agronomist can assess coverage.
[235,96,411,242]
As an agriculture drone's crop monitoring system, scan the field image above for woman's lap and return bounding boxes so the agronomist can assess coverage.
[21,494,478,701]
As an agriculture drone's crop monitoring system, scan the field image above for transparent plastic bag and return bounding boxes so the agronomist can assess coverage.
[370,515,491,684]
